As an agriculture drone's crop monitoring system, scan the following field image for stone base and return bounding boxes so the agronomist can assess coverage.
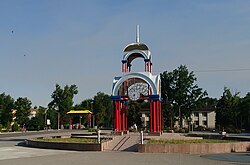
[138,142,250,154]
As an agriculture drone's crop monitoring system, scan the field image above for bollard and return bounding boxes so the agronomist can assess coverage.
[97,130,101,144]
[140,131,144,144]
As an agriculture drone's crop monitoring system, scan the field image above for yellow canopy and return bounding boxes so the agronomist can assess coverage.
[66,110,93,114]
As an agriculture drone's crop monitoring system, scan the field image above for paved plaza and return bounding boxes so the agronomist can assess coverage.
[0,131,249,165]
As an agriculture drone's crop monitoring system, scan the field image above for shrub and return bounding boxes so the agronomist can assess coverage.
[6,122,11,132]
[0,124,2,132]
[195,126,206,131]
[27,117,43,131]
[225,128,241,133]
[174,128,189,133]
[88,128,96,132]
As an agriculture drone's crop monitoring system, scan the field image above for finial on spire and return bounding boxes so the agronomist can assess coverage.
[136,25,140,43]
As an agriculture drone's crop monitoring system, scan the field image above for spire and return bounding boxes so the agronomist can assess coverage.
[136,25,140,43]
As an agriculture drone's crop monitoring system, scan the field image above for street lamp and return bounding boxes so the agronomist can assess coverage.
[44,108,48,131]
[90,99,94,128]
[54,106,60,132]
[79,115,82,129]
[57,111,60,132]
[178,104,186,128]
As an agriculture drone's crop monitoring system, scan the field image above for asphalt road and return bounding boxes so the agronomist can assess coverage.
[0,130,249,165]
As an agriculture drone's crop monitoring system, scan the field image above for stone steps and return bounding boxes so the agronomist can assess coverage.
[104,133,140,152]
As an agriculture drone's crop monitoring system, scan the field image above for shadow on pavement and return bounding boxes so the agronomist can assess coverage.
[0,138,26,142]
[123,144,138,152]
[201,152,250,164]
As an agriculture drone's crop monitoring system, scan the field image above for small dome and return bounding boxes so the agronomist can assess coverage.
[123,43,149,52]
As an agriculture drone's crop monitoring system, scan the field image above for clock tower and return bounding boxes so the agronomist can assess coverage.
[111,26,162,133]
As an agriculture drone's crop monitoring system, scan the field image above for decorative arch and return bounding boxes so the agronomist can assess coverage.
[123,50,150,62]
[111,27,162,134]
[122,50,152,73]
[112,72,158,96]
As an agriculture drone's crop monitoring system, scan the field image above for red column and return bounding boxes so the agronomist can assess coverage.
[149,100,162,133]
[121,103,125,131]
[88,114,91,127]
[114,101,121,132]
[150,101,153,132]
[157,100,161,132]
[156,101,159,132]
[154,101,157,132]
[159,100,162,132]
[126,111,128,130]
[158,100,161,132]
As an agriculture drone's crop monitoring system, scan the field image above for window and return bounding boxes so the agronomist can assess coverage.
[202,112,207,117]
[194,112,199,117]
[203,120,207,126]
[195,121,199,126]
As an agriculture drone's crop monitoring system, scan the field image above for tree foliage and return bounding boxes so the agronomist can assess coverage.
[195,97,217,111]
[29,106,47,130]
[15,97,32,126]
[48,84,78,126]
[127,101,142,128]
[238,93,250,130]
[161,65,207,128]
[46,107,58,129]
[216,87,241,131]
[0,93,15,127]
[93,92,112,127]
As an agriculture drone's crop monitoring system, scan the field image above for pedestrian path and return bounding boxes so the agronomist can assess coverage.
[105,133,140,152]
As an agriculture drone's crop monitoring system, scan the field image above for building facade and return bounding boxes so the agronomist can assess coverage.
[191,110,216,129]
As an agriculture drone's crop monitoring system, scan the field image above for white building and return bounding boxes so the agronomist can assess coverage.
[191,110,216,129]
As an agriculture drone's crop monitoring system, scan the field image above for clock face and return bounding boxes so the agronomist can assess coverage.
[128,83,148,101]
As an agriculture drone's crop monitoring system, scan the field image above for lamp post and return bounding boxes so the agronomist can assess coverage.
[55,106,60,132]
[44,108,48,131]
[178,104,186,128]
[90,99,94,128]
[79,115,82,129]
[57,111,60,132]
[92,115,95,128]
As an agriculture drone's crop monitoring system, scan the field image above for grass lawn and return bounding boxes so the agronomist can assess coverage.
[147,139,234,144]
[36,138,98,143]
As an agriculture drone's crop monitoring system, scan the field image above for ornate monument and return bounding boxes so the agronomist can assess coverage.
[111,26,162,133]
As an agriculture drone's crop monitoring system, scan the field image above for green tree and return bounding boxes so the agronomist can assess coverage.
[15,97,32,127]
[195,97,217,111]
[127,101,141,128]
[239,93,250,130]
[74,99,93,126]
[0,93,14,127]
[27,116,43,131]
[29,106,48,130]
[161,65,207,128]
[93,92,112,127]
[48,84,78,128]
[46,107,58,129]
[216,87,241,130]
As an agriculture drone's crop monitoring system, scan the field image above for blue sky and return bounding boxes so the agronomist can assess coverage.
[1,0,250,107]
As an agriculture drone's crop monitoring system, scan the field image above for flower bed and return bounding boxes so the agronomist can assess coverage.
[26,136,113,151]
